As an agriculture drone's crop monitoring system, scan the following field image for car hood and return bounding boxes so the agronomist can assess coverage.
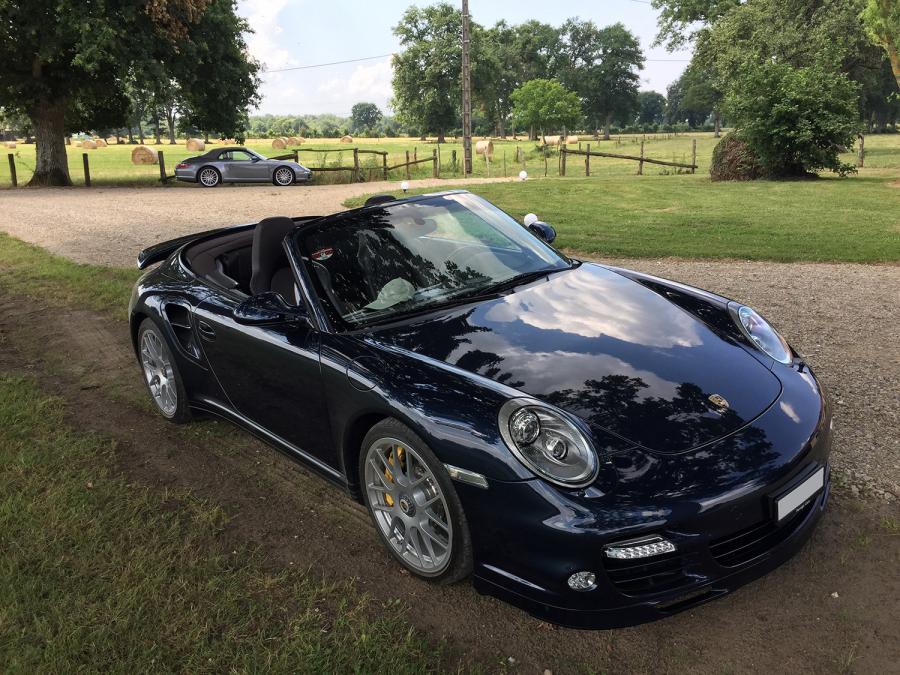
[368,263,782,455]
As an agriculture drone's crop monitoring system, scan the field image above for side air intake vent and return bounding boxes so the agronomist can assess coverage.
[164,304,200,359]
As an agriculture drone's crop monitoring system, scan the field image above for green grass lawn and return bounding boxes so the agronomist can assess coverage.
[347,171,900,263]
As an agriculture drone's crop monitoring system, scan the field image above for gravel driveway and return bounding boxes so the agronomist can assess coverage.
[1,185,897,499]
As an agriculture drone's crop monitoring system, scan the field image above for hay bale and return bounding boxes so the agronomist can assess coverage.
[475,139,494,159]
[543,135,562,146]
[287,136,301,145]
[131,145,159,165]
[95,138,108,147]
[186,138,205,152]
[340,135,354,144]
[81,140,98,150]
[272,137,289,150]
[565,135,579,145]
[4,141,15,149]
[296,136,306,144]
[74,141,82,147]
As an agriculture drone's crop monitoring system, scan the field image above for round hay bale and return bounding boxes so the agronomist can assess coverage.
[74,141,82,147]
[710,132,766,182]
[272,137,288,150]
[296,136,306,144]
[95,138,108,148]
[131,145,159,165]
[4,141,15,149]
[475,139,494,158]
[340,135,354,144]
[287,136,301,145]
[544,135,562,146]
[186,138,205,152]
[81,140,98,150]
[565,135,579,145]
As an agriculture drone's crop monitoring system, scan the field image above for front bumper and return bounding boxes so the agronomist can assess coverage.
[460,365,832,628]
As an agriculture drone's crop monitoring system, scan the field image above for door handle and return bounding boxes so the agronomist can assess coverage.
[197,320,216,341]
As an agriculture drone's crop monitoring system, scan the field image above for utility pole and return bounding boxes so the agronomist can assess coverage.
[461,0,473,176]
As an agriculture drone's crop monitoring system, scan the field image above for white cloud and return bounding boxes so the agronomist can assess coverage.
[317,59,393,107]
[239,0,297,71]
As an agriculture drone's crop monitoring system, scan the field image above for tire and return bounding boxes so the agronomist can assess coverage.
[198,166,221,187]
[273,166,295,186]
[360,418,473,584]
[137,318,192,424]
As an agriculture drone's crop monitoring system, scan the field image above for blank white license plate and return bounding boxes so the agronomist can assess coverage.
[777,468,825,521]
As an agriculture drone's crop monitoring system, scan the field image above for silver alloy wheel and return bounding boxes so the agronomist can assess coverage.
[140,329,178,416]
[274,167,294,185]
[199,167,219,186]
[364,437,453,574]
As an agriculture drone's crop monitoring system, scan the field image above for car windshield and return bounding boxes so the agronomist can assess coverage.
[297,193,571,329]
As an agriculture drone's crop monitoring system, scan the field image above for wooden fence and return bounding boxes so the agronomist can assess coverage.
[560,140,698,176]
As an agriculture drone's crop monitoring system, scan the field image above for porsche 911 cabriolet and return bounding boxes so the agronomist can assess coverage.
[174,147,312,187]
[129,190,831,628]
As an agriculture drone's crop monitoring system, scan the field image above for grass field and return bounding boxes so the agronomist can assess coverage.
[0,233,445,672]
[0,132,739,187]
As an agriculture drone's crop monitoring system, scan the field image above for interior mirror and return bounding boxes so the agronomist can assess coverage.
[234,292,307,326]
[528,221,557,245]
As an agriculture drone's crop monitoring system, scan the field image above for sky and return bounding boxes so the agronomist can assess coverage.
[236,0,692,117]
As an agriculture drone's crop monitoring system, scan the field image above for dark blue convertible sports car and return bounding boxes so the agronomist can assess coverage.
[129,190,831,628]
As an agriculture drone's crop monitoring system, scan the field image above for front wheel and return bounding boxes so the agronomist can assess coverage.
[360,418,472,584]
[137,319,191,423]
[198,167,221,187]
[273,166,295,186]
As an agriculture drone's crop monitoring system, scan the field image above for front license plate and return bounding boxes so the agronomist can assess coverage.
[776,468,825,521]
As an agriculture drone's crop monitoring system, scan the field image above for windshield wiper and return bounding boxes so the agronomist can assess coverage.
[456,268,560,301]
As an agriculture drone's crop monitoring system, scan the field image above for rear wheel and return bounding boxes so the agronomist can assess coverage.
[360,418,472,583]
[198,167,220,187]
[273,166,295,186]
[138,319,191,423]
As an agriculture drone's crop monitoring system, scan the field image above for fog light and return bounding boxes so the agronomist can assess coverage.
[567,571,597,591]
[604,536,676,560]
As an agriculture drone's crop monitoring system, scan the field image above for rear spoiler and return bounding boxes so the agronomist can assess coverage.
[136,216,322,270]
[137,224,252,270]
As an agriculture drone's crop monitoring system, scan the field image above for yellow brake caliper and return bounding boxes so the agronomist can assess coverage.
[383,446,405,507]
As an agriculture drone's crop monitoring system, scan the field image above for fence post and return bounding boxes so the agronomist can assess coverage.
[82,153,91,187]
[353,148,360,182]
[405,151,411,180]
[158,150,166,183]
[432,149,439,178]
[857,134,865,168]
[638,141,644,176]
[7,154,16,187]
[292,150,299,163]
[451,150,457,175]
[561,146,567,177]
[691,139,697,174]
[503,150,507,177]
[413,146,417,162]
[382,152,388,180]
[585,144,590,177]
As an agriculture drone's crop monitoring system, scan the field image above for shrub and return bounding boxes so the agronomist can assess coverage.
[722,62,860,177]
[710,132,767,181]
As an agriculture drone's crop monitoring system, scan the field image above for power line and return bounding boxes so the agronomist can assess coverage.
[263,54,395,74]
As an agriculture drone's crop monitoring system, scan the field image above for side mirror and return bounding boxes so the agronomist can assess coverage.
[234,292,307,326]
[528,221,557,245]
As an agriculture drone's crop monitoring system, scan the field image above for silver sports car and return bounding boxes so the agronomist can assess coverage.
[174,147,312,187]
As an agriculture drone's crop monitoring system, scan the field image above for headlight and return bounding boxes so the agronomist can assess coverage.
[499,398,599,488]
[728,302,792,364]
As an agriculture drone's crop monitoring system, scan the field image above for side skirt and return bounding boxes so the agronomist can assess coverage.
[190,397,350,491]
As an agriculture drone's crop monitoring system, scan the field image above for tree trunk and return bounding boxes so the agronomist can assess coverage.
[714,111,721,138]
[28,98,71,187]
[138,124,145,144]
[127,127,135,144]
[437,129,446,144]
[603,113,612,141]
[888,45,900,92]
[166,109,177,144]
[154,114,162,145]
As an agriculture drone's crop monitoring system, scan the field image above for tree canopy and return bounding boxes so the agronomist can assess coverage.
[861,0,900,89]
[0,0,259,185]
[510,79,583,137]
[350,103,384,133]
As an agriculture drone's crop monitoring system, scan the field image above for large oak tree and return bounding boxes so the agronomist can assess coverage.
[0,0,259,186]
